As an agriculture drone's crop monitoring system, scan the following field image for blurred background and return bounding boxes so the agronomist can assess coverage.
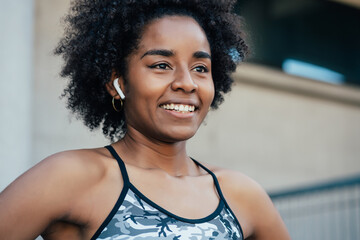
[0,0,359,239]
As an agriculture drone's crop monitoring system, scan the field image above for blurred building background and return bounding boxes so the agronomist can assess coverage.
[0,0,359,239]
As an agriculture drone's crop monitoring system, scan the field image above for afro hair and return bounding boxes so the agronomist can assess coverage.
[55,0,249,141]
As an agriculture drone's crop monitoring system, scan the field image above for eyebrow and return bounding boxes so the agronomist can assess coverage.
[140,49,211,60]
[140,49,174,59]
[193,51,211,60]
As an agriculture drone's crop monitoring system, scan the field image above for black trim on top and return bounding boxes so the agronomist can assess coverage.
[90,186,129,240]
[222,198,245,239]
[104,146,226,224]
[128,183,225,224]
[190,159,223,196]
[191,158,245,239]
[92,146,243,239]
[89,145,130,240]
[105,145,130,184]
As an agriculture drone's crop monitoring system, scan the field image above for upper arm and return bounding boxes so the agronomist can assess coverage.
[217,170,290,240]
[244,180,290,240]
[0,150,103,240]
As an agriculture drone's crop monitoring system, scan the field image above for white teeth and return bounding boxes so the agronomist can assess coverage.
[161,104,196,113]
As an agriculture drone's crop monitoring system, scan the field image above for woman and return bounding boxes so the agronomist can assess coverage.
[0,0,290,239]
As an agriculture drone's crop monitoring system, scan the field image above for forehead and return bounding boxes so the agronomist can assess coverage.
[137,15,210,53]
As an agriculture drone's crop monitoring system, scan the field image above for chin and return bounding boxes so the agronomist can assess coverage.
[159,127,198,143]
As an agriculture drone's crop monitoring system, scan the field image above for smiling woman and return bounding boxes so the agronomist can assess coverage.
[0,1,290,240]
[118,16,214,143]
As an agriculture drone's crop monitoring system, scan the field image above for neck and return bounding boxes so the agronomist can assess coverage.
[113,127,198,177]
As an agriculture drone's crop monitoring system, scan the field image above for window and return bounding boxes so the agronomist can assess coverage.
[235,0,360,86]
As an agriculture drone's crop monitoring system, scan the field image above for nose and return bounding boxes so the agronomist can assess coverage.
[171,67,198,93]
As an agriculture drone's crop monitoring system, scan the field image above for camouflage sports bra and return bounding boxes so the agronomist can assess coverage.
[90,145,243,240]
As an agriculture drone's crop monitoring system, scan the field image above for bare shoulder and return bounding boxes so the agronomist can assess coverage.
[38,147,111,184]
[18,148,112,195]
[206,165,270,220]
[1,147,111,200]
[212,167,265,202]
[0,147,114,239]
[203,164,290,240]
[200,163,260,197]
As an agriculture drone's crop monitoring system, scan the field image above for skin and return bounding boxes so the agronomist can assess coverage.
[0,16,290,240]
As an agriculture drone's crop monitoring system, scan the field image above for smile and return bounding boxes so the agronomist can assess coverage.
[160,103,196,113]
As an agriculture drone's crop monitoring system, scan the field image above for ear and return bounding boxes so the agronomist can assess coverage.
[105,71,125,99]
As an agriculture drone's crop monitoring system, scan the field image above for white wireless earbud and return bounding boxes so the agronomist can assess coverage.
[113,78,125,100]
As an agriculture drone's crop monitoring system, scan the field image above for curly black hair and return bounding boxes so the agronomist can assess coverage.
[55,0,248,141]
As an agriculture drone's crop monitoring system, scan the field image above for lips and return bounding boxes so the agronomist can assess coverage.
[160,103,196,113]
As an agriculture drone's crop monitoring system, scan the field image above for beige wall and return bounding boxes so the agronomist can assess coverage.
[1,0,359,192]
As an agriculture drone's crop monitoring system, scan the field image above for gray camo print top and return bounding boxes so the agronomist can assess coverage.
[90,146,244,240]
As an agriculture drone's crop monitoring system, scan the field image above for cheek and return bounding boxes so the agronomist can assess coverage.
[200,79,215,105]
[125,79,165,116]
[128,68,167,97]
[126,71,154,101]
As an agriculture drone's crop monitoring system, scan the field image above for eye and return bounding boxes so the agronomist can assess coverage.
[149,63,172,70]
[193,65,209,73]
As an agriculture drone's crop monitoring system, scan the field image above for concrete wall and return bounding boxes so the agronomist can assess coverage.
[32,0,107,165]
[0,0,34,191]
[1,0,359,193]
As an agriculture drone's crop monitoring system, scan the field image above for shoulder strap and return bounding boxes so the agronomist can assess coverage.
[191,158,226,201]
[105,145,130,184]
[191,158,245,237]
